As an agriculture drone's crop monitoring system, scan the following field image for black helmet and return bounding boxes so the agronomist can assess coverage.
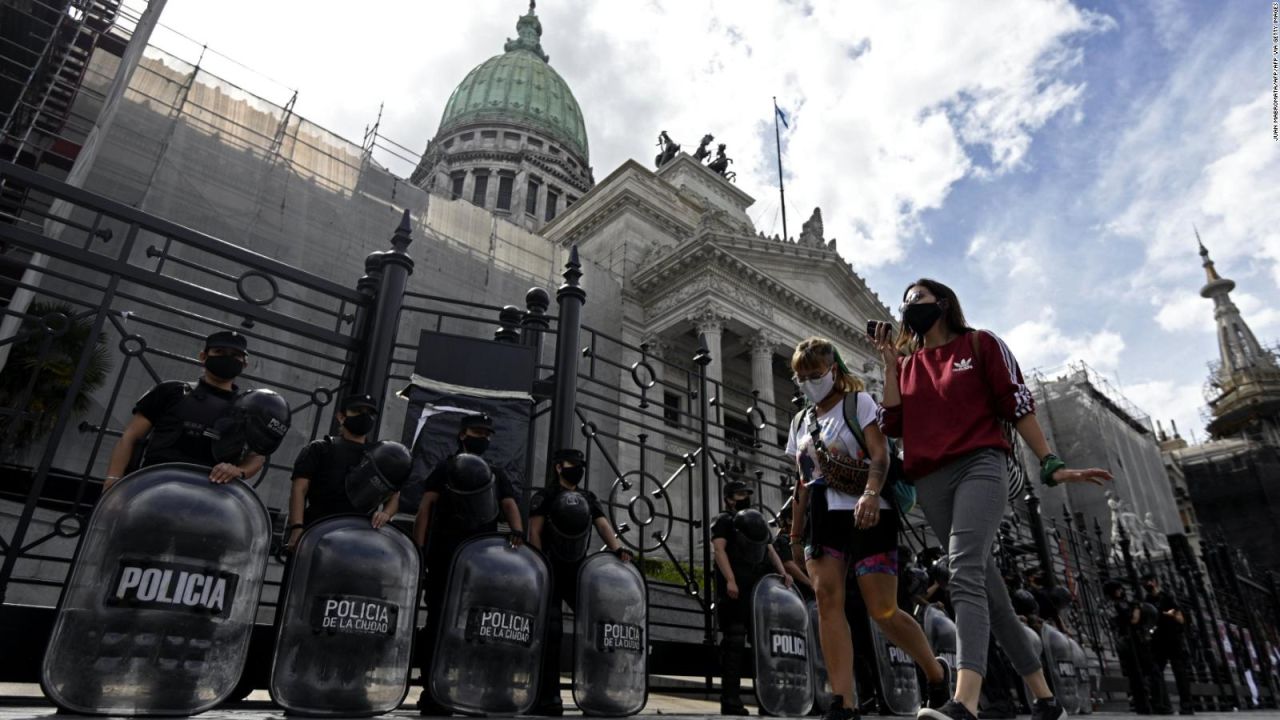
[731,508,770,565]
[344,440,412,513]
[1102,578,1126,598]
[445,453,499,529]
[903,566,930,599]
[1048,585,1073,610]
[928,557,951,588]
[1138,601,1158,626]
[211,389,291,462]
[1011,589,1038,616]
[544,490,594,562]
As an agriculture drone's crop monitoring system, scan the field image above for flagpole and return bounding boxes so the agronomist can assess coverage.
[773,96,788,241]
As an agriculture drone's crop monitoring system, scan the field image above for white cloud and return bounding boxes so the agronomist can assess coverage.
[1000,309,1126,374]
[967,233,1037,279]
[1234,293,1280,336]
[1123,378,1208,444]
[153,0,1109,268]
[1153,292,1208,333]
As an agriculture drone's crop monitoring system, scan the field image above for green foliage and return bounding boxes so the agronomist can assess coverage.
[641,556,707,591]
[0,301,112,449]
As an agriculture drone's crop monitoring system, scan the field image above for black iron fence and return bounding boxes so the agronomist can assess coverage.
[2,157,1279,709]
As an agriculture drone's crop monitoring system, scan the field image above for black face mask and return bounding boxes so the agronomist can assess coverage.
[902,302,944,337]
[733,498,752,511]
[560,464,585,485]
[461,436,490,455]
[342,413,376,436]
[204,354,243,380]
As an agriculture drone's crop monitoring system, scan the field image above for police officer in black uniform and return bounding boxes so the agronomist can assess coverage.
[713,479,791,716]
[285,393,398,551]
[774,496,814,597]
[1106,578,1163,714]
[528,448,632,716]
[412,413,525,716]
[1143,573,1194,715]
[104,331,262,491]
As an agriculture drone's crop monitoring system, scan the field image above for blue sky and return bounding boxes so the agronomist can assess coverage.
[155,0,1279,441]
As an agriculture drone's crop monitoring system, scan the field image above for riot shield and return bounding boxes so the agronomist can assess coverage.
[870,615,921,715]
[41,463,271,716]
[922,605,958,698]
[1039,624,1080,714]
[752,574,814,717]
[269,515,420,717]
[1069,637,1093,715]
[430,533,551,716]
[572,552,648,717]
[806,598,834,712]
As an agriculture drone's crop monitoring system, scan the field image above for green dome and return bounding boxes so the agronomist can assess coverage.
[437,9,588,160]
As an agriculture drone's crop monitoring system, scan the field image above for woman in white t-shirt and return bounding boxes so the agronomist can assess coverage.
[786,337,948,720]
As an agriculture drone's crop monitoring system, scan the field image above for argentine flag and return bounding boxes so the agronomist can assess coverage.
[775,104,790,129]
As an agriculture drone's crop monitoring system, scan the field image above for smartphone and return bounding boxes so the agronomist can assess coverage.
[866,320,882,339]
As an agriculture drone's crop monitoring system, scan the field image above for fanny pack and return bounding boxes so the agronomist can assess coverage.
[805,406,869,496]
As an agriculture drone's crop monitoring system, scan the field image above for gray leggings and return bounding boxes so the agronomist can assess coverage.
[915,448,1043,677]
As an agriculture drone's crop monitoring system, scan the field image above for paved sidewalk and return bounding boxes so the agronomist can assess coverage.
[2,685,1277,720]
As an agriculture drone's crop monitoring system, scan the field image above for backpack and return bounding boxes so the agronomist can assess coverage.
[788,393,916,513]
[968,331,1029,503]
[842,392,916,514]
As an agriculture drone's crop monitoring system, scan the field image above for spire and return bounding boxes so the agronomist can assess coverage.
[505,0,550,62]
[1196,225,1221,282]
[1195,227,1280,439]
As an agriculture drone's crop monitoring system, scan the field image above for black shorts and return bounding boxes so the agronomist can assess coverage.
[806,485,900,575]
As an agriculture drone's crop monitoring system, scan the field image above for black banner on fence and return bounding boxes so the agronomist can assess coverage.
[397,330,534,512]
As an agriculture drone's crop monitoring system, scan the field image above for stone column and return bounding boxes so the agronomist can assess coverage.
[640,334,671,487]
[748,331,778,432]
[690,305,728,394]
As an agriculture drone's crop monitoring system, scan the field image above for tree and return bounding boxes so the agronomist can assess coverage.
[0,301,111,451]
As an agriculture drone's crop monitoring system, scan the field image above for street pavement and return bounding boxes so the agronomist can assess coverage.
[2,685,1277,719]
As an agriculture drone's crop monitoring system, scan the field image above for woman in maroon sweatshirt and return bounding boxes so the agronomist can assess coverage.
[872,278,1110,720]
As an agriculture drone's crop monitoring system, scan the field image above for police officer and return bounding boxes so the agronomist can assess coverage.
[1106,578,1162,714]
[774,496,814,597]
[527,448,632,716]
[713,479,791,716]
[412,413,524,716]
[1143,573,1194,715]
[104,331,262,491]
[285,393,398,551]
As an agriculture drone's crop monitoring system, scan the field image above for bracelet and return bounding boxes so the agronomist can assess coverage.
[863,489,879,497]
[789,540,804,546]
[1040,454,1066,487]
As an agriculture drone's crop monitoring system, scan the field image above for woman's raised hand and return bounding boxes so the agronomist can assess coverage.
[1053,467,1113,486]
[872,322,897,363]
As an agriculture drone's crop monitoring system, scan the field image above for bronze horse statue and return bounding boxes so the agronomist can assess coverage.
[708,143,735,181]
[693,133,715,163]
[655,131,680,168]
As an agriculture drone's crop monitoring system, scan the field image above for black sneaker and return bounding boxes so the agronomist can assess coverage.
[721,703,751,716]
[919,699,978,720]
[925,656,953,709]
[823,694,856,720]
[1031,697,1067,720]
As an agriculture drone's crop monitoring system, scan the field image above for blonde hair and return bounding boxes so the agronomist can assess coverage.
[791,337,864,395]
